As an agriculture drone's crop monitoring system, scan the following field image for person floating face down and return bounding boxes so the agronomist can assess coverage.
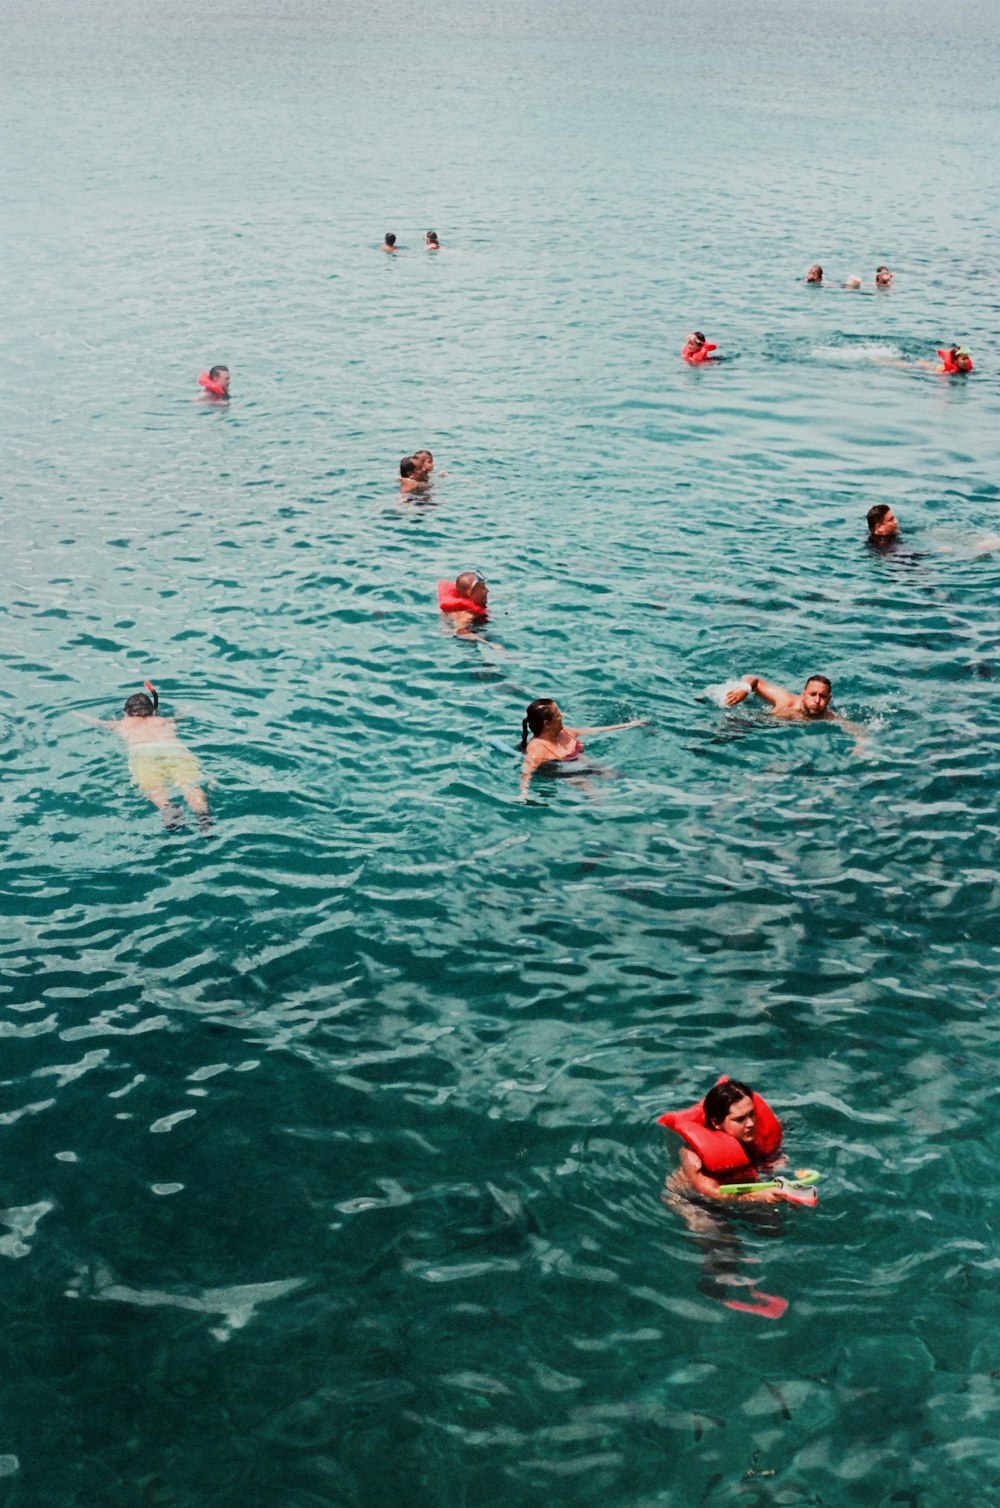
[867,503,900,545]
[76,682,211,832]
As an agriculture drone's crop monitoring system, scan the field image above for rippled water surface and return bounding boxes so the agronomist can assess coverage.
[2,0,999,1503]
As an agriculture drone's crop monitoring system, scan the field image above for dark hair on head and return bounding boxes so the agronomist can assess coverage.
[384,232,396,246]
[520,698,555,752]
[426,230,438,242]
[692,331,706,344]
[867,503,891,532]
[805,674,832,693]
[400,456,416,478]
[124,693,155,718]
[703,1078,755,1129]
[208,365,228,381]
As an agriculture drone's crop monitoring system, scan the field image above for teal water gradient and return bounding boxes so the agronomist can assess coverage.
[1,1,999,1504]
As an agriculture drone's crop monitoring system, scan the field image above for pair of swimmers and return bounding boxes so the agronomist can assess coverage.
[382,231,439,252]
[807,263,893,288]
[400,449,437,492]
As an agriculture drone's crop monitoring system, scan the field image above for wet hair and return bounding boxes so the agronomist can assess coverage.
[124,692,156,718]
[691,331,706,345]
[806,264,823,281]
[867,503,891,532]
[520,698,556,752]
[413,449,433,468]
[208,365,229,381]
[426,230,439,244]
[400,456,416,478]
[804,675,832,694]
[703,1079,755,1130]
[384,233,396,246]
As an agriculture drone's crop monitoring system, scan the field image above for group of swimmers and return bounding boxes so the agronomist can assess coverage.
[806,262,893,288]
[381,231,440,252]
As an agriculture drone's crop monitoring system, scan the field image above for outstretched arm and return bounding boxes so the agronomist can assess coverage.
[575,719,646,735]
[74,712,116,730]
[724,677,788,709]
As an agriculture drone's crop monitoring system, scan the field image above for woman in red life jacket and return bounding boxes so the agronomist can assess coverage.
[519,698,644,797]
[681,331,718,364]
[198,365,230,398]
[660,1077,816,1206]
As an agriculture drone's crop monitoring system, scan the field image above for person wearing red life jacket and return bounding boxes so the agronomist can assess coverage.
[661,1078,816,1207]
[681,331,719,364]
[437,569,490,640]
[936,345,973,375]
[198,365,230,399]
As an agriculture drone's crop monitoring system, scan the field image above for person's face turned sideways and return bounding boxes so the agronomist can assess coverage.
[542,703,563,737]
[718,1095,756,1146]
[872,509,899,539]
[801,680,832,718]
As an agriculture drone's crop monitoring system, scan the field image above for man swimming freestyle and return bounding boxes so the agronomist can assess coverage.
[724,674,864,749]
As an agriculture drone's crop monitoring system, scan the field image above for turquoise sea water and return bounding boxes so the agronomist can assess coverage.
[2,0,999,1503]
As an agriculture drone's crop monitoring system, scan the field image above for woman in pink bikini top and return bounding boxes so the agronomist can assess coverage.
[518,698,645,797]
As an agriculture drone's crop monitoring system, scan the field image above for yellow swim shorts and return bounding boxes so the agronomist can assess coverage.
[129,742,202,794]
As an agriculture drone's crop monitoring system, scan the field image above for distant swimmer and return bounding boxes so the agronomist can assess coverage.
[381,233,398,253]
[413,449,437,481]
[519,699,645,797]
[867,504,900,545]
[198,365,230,399]
[400,456,426,495]
[724,673,864,748]
[437,570,490,638]
[77,682,210,832]
[875,265,894,287]
[937,345,973,374]
[805,264,823,284]
[425,230,440,250]
[681,331,719,364]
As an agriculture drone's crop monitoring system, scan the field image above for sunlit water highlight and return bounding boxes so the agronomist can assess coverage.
[1,1,999,1504]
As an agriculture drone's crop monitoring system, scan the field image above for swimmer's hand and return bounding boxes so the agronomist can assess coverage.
[772,1178,818,1208]
[724,688,749,707]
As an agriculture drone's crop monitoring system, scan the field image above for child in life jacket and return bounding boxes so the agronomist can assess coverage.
[660,1077,817,1206]
[681,331,718,364]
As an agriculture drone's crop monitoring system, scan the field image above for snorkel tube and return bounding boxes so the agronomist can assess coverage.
[144,680,159,712]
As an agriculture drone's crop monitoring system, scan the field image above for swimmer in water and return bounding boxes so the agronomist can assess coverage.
[412,449,435,480]
[438,570,490,639]
[77,683,210,832]
[845,275,862,289]
[425,230,440,249]
[805,264,823,284]
[663,1079,813,1206]
[875,265,894,287]
[399,456,426,495]
[519,699,645,798]
[198,365,230,399]
[724,673,865,748]
[867,503,900,545]
[381,233,398,253]
[937,345,973,374]
[681,331,719,364]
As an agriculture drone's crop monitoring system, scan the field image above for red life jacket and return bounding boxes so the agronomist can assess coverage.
[198,371,229,397]
[658,1078,782,1182]
[437,580,488,618]
[682,342,717,365]
[936,349,972,374]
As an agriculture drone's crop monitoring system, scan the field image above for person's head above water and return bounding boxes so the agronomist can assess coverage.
[951,346,973,373]
[123,681,159,719]
[875,265,894,286]
[703,1078,757,1143]
[400,456,417,478]
[425,230,439,247]
[520,698,562,750]
[413,449,434,476]
[801,675,832,717]
[867,504,899,539]
[455,569,488,609]
[806,264,823,283]
[384,232,396,246]
[687,331,707,350]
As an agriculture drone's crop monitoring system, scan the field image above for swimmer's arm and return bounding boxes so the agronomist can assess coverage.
[519,745,547,799]
[831,712,867,754]
[575,719,646,735]
[680,1148,780,1204]
[725,676,787,709]
[73,712,117,731]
